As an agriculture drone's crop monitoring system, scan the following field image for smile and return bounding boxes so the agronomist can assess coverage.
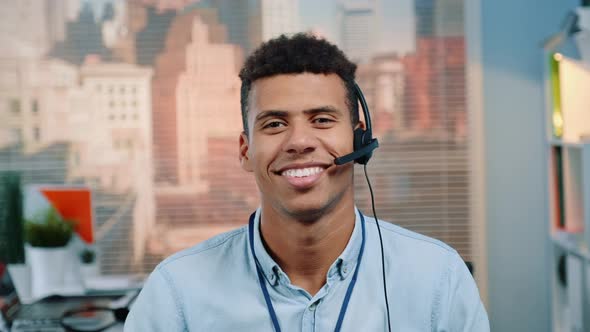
[277,165,328,190]
[281,167,324,178]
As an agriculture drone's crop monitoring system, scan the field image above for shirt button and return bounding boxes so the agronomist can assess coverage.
[342,265,349,274]
[270,274,276,282]
[309,302,318,311]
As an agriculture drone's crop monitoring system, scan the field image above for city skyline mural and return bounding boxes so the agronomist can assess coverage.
[0,0,470,275]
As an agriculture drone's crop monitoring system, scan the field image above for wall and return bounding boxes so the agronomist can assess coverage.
[467,0,579,330]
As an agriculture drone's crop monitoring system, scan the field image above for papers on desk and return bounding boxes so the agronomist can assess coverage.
[84,275,143,295]
[45,275,143,298]
[8,263,143,304]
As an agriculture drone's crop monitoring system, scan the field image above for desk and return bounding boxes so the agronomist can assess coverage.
[9,293,132,332]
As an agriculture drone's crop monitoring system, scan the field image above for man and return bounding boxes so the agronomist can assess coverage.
[125,34,489,331]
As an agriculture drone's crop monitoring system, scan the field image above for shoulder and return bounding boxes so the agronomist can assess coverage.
[362,214,464,275]
[364,215,456,254]
[127,226,250,330]
[156,225,249,277]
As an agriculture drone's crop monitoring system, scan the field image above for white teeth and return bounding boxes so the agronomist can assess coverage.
[282,167,324,178]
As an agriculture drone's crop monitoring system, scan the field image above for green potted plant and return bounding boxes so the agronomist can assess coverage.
[24,207,76,298]
[25,208,74,247]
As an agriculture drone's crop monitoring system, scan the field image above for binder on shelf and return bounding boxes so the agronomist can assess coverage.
[552,146,566,229]
[551,144,586,234]
[550,53,563,139]
[554,55,590,142]
[563,147,585,233]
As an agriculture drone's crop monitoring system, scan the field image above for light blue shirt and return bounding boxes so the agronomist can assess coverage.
[125,208,489,331]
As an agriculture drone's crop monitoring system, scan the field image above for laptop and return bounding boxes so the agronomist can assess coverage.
[0,264,126,332]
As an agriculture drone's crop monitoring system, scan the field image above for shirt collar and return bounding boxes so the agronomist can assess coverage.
[250,207,363,286]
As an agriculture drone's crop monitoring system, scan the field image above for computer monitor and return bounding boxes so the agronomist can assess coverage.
[0,263,21,329]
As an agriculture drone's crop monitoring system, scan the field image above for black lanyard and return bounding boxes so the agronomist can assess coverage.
[247,211,366,332]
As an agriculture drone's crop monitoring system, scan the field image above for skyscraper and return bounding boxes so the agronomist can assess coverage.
[50,3,113,65]
[197,0,251,53]
[397,0,465,137]
[356,55,405,137]
[0,0,79,58]
[338,0,377,63]
[191,0,299,54]
[151,9,242,188]
[414,0,463,38]
[77,60,155,269]
[258,0,299,42]
[147,9,249,257]
[0,58,80,153]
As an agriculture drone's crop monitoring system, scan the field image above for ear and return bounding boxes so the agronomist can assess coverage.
[239,132,253,172]
[354,120,366,131]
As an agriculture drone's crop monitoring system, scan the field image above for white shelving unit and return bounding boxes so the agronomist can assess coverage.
[547,143,590,332]
[544,8,590,329]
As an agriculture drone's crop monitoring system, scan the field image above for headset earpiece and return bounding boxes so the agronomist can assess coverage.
[353,128,365,151]
[352,128,372,165]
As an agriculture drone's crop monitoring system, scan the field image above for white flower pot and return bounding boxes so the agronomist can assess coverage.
[6,264,33,304]
[26,245,69,298]
[80,263,99,284]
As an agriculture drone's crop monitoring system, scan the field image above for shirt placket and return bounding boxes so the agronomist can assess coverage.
[301,299,319,332]
[299,264,343,332]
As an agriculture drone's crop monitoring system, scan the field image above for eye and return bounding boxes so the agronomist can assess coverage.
[313,117,335,126]
[266,121,284,128]
[262,121,286,129]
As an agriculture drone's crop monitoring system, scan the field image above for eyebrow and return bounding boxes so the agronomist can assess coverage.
[254,106,343,124]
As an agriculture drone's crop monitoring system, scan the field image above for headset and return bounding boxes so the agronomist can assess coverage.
[333,83,379,166]
[333,83,392,332]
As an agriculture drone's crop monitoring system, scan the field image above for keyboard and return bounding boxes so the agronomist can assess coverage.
[11,318,64,332]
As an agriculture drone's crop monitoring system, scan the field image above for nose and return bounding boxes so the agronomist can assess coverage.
[282,122,317,155]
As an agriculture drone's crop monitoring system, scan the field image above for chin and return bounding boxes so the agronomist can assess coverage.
[278,192,345,223]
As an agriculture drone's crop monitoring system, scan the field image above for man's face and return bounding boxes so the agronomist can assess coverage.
[239,73,357,220]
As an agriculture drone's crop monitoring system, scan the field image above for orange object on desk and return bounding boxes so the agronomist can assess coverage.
[40,188,94,244]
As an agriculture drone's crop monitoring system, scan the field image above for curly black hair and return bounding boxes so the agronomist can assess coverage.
[239,33,358,135]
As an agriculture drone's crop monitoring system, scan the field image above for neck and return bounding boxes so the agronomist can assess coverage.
[259,201,356,296]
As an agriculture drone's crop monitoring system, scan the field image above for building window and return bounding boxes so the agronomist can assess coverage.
[72,151,80,166]
[10,99,21,114]
[133,113,139,120]
[11,128,22,144]
[121,114,126,120]
[33,127,41,142]
[32,99,39,114]
[96,84,102,92]
[120,86,126,94]
[109,100,115,108]
[109,114,115,120]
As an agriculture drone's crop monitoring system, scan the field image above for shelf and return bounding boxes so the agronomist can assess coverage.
[544,32,590,332]
[551,231,590,260]
[549,139,589,148]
